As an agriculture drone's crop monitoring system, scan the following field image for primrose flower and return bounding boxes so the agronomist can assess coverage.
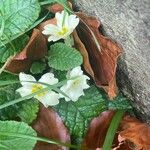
[16,72,60,107]
[60,66,90,101]
[42,10,79,42]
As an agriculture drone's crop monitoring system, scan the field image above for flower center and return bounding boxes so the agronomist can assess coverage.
[31,84,46,97]
[58,27,69,36]
[71,78,81,88]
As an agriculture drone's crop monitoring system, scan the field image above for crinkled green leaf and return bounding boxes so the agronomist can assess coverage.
[17,100,39,124]
[53,86,107,143]
[48,43,83,71]
[0,0,41,46]
[108,93,132,110]
[30,61,46,74]
[0,121,37,150]
[0,35,29,63]
[53,69,67,81]
[0,73,19,120]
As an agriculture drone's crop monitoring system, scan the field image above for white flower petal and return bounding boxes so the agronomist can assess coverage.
[38,91,60,107]
[60,66,90,101]
[60,82,84,101]
[48,35,61,42]
[60,85,71,101]
[67,66,83,78]
[39,72,58,85]
[43,10,79,42]
[16,86,32,97]
[64,11,69,28]
[42,24,59,35]
[56,11,64,28]
[68,15,79,30]
[19,72,36,86]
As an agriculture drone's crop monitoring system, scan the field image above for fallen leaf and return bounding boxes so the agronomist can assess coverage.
[83,111,132,150]
[83,111,115,150]
[83,110,150,150]
[46,3,64,13]
[74,12,122,99]
[46,2,72,13]
[72,30,94,78]
[32,105,70,150]
[120,116,150,150]
[6,29,47,73]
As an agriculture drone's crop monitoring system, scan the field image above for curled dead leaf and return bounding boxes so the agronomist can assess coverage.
[120,116,150,150]
[46,3,64,13]
[74,12,122,99]
[46,2,72,13]
[72,30,94,77]
[83,111,133,150]
[32,105,70,150]
[83,111,115,150]
[6,29,47,73]
[83,110,150,150]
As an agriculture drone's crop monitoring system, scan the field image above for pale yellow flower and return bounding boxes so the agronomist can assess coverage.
[42,10,79,42]
[16,72,60,107]
[60,66,90,101]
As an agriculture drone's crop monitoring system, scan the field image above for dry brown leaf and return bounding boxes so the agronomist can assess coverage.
[6,29,47,73]
[120,116,150,150]
[46,2,72,13]
[32,105,70,150]
[83,110,150,150]
[74,12,122,99]
[83,111,133,150]
[72,30,94,77]
[46,3,64,13]
[83,111,115,150]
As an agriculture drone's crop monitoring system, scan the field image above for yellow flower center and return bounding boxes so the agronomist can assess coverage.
[31,84,46,97]
[57,27,69,36]
[71,78,80,88]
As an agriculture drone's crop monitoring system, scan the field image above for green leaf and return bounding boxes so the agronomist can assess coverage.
[64,36,74,47]
[0,13,49,47]
[0,35,29,63]
[53,86,107,143]
[0,0,41,45]
[0,121,37,150]
[17,99,39,124]
[53,69,67,81]
[108,93,132,110]
[48,43,83,71]
[30,61,46,74]
[0,73,19,120]
[0,120,78,149]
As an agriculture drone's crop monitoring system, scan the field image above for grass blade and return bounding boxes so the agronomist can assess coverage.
[102,110,125,150]
[0,132,78,149]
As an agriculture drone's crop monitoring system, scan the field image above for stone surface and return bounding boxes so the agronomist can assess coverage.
[74,0,150,123]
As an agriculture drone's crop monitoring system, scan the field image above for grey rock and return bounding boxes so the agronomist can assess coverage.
[74,0,150,123]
